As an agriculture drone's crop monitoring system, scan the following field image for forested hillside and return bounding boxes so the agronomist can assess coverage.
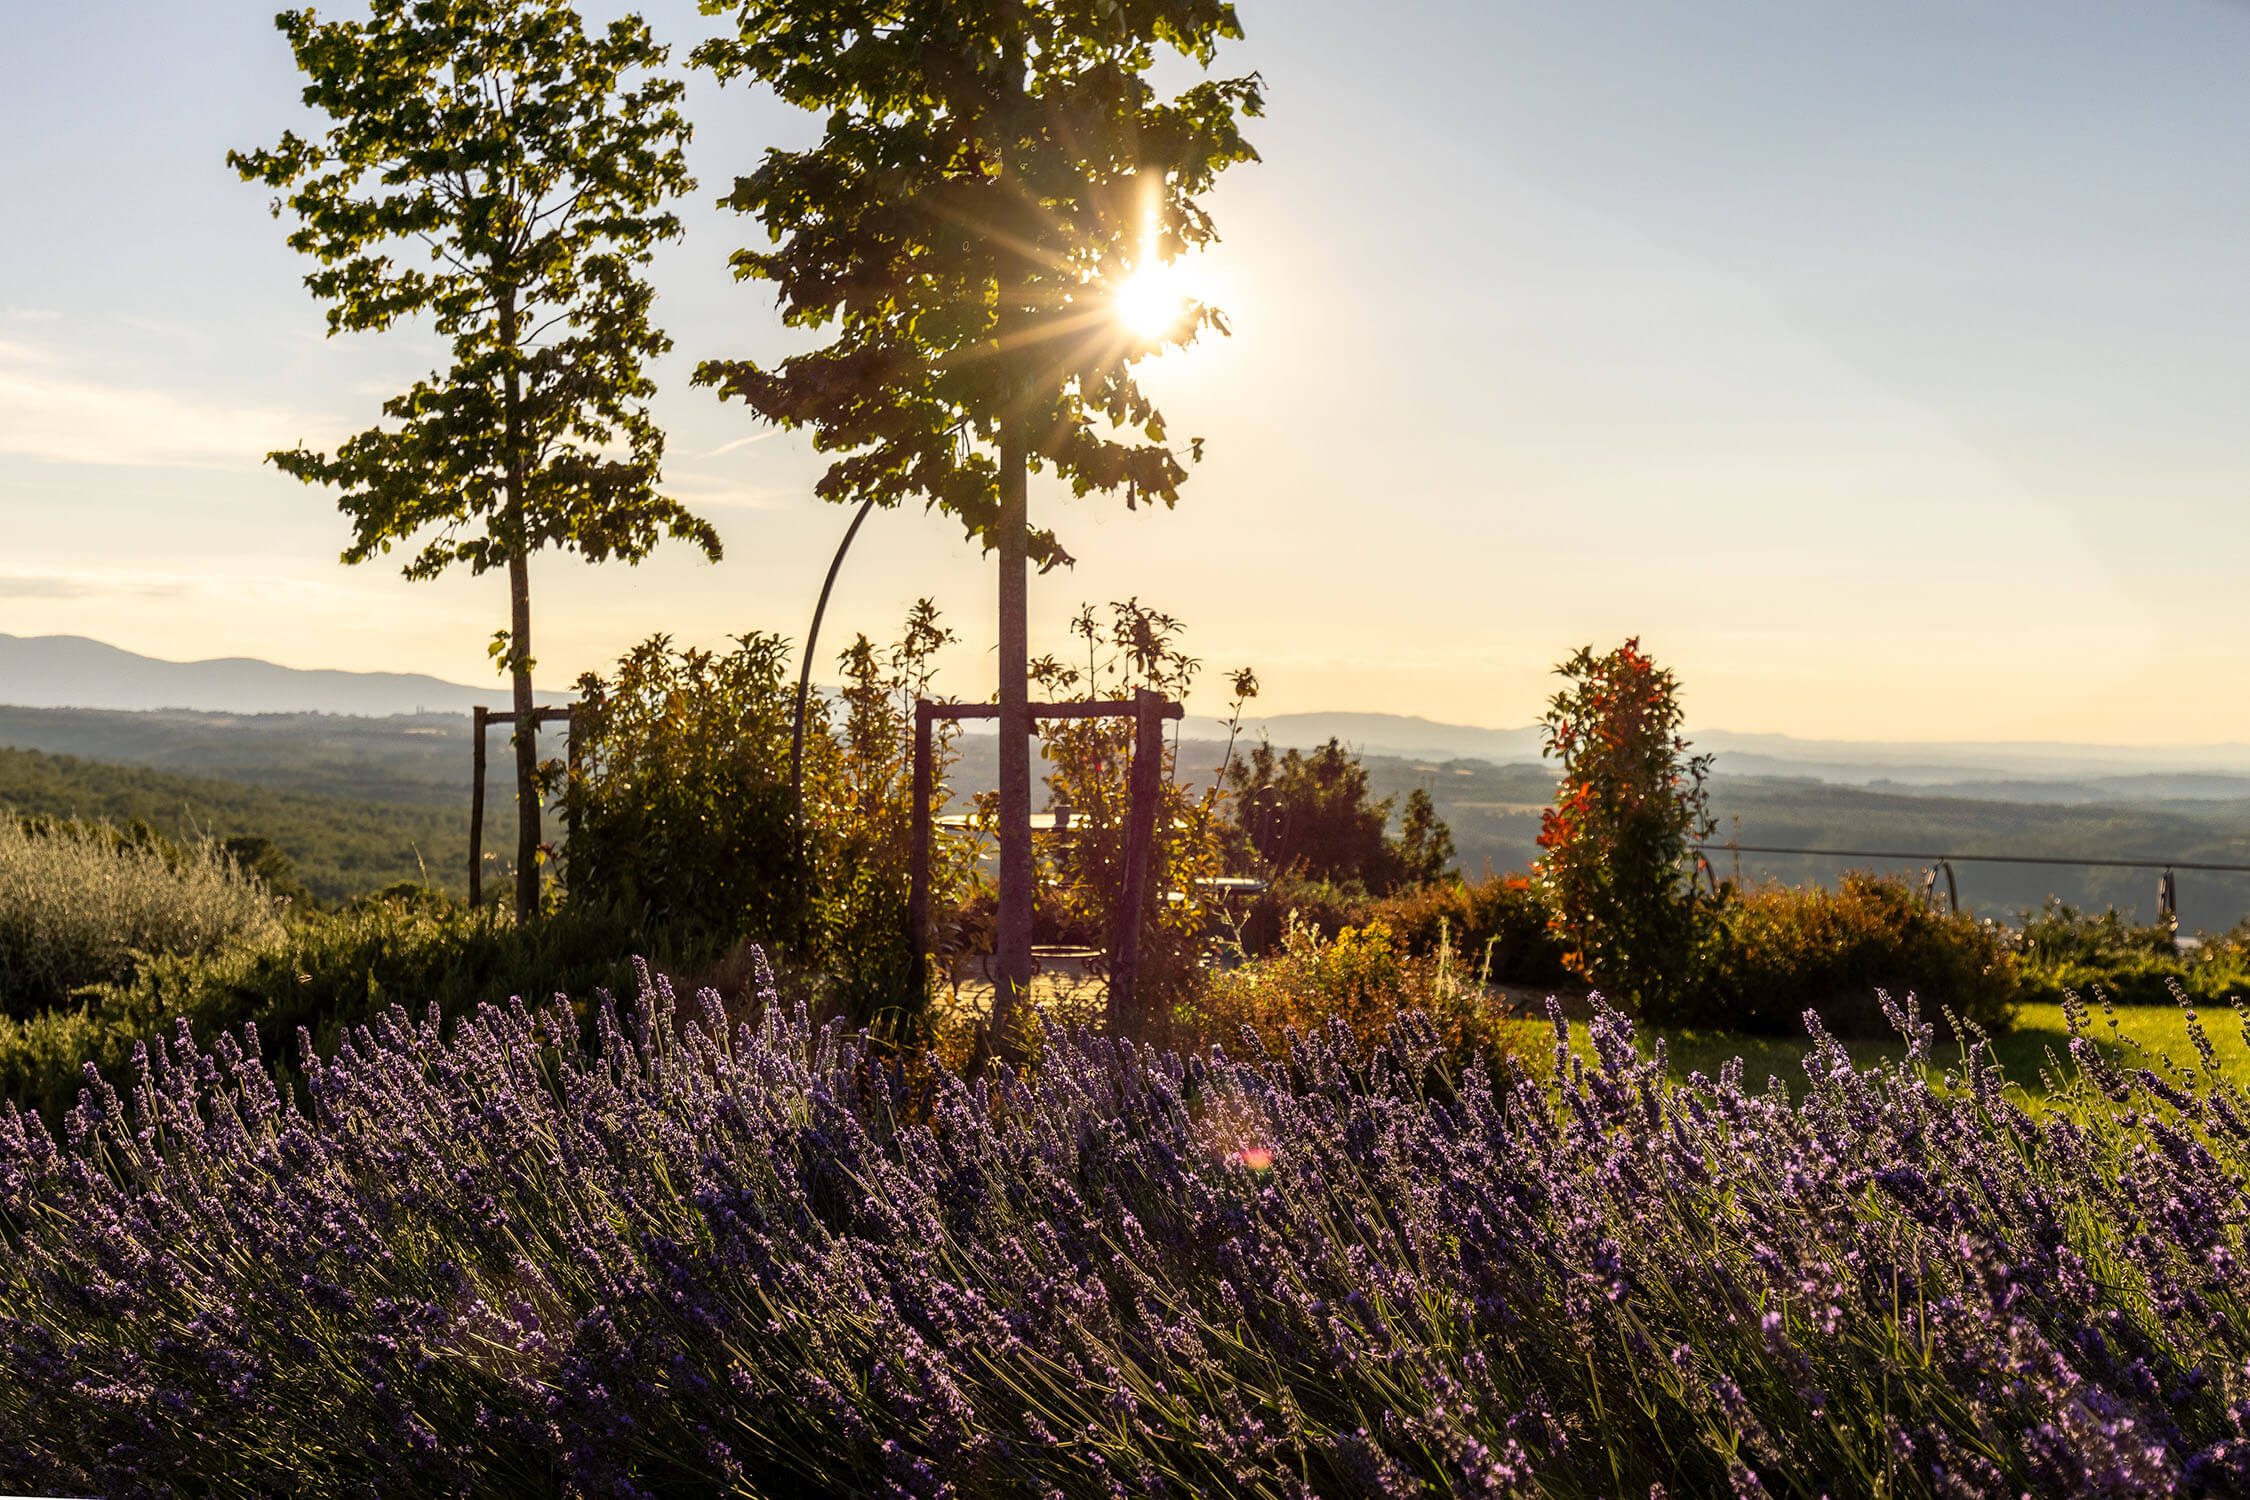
[0,744,504,900]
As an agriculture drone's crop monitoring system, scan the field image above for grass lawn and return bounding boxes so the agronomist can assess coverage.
[1494,995,2250,1099]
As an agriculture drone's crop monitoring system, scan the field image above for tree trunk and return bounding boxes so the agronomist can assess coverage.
[507,548,539,925]
[500,287,540,926]
[989,410,1033,1059]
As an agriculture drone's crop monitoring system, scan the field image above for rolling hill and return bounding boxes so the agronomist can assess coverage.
[0,634,567,717]
[7,677,2250,929]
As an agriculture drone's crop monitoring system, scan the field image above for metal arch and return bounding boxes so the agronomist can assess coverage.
[790,495,880,821]
[1915,861,1962,915]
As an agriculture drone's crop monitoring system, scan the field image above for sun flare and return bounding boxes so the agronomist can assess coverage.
[1110,174,1193,344]
[1113,260,1187,342]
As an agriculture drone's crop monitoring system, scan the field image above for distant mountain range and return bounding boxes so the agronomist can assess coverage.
[1198,718,2250,796]
[0,634,566,717]
[13,632,2250,795]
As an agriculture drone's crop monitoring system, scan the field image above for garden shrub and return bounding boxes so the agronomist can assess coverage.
[1224,735,1453,895]
[0,892,638,1118]
[1229,872,1364,956]
[1239,874,1566,989]
[1182,918,1522,1071]
[1697,873,2018,1037]
[2009,901,2250,1009]
[10,971,2250,1494]
[566,612,970,1026]
[1535,638,1715,1014]
[1362,872,1571,986]
[810,603,970,1026]
[2175,920,2250,1004]
[566,633,809,949]
[0,818,282,1016]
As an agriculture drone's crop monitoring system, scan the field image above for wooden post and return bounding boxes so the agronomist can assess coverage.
[469,705,488,907]
[564,704,584,892]
[1108,689,1166,1035]
[908,699,935,1004]
[991,414,1034,1060]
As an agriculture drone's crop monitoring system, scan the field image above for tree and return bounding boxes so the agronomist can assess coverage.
[1536,638,1715,1013]
[1226,738,1451,895]
[1395,788,1457,887]
[692,0,1260,1056]
[232,0,719,923]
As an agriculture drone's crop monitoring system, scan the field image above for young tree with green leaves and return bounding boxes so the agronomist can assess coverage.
[232,0,719,923]
[693,0,1260,1054]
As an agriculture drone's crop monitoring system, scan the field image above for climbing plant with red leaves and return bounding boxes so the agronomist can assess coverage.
[1536,638,1715,1014]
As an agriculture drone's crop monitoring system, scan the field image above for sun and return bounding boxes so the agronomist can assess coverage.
[1113,259,1187,343]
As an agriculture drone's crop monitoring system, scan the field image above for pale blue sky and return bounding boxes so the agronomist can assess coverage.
[4,1,2249,740]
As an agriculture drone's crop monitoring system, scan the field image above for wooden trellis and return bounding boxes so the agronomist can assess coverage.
[908,689,1182,1032]
[468,703,583,907]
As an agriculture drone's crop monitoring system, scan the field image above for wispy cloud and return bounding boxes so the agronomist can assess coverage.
[0,337,325,470]
[0,567,192,601]
[3,308,62,324]
[113,313,204,341]
[666,470,787,511]
[701,430,781,459]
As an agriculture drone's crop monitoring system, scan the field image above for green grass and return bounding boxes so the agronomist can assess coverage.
[1496,998,2250,1099]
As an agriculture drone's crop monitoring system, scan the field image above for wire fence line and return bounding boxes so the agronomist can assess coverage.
[1691,841,2250,924]
[1695,843,2250,876]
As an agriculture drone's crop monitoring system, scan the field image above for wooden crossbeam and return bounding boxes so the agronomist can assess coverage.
[930,699,1185,723]
[480,705,577,728]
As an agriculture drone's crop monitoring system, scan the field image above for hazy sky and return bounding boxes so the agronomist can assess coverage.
[4,0,2249,741]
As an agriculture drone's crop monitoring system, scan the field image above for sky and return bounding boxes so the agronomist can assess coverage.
[4,0,2250,741]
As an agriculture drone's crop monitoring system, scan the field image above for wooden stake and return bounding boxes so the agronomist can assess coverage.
[1108,689,1165,1035]
[909,699,935,1005]
[469,705,488,907]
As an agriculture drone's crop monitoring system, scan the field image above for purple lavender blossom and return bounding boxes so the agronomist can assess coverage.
[2,963,2248,1496]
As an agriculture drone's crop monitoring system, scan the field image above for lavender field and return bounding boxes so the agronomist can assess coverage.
[3,959,2245,1497]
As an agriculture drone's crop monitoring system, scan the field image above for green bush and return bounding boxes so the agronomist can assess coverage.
[1696,874,2017,1037]
[1030,602,1234,1027]
[0,892,639,1118]
[1231,874,1364,956]
[1223,736,1454,895]
[2176,922,2250,1005]
[1182,918,1524,1072]
[808,605,967,1026]
[2013,900,2250,1008]
[1237,873,1569,990]
[1362,873,1571,985]
[0,819,283,1016]
[566,634,809,949]
[566,612,968,1027]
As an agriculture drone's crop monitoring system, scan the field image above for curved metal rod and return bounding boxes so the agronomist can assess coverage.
[791,495,879,821]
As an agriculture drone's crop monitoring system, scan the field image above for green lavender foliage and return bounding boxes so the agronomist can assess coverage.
[0,893,636,1120]
[0,820,281,1017]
